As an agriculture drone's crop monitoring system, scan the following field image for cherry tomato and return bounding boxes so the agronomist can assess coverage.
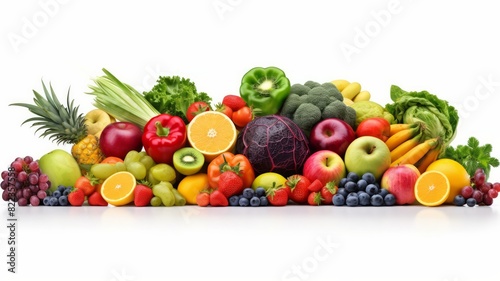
[232,106,253,128]
[216,103,233,119]
[186,101,211,122]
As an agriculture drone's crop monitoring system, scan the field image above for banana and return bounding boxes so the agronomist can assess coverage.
[343,98,354,106]
[385,126,419,151]
[389,123,415,136]
[332,79,350,92]
[416,148,440,174]
[341,82,361,100]
[353,90,371,102]
[390,138,438,167]
[390,133,422,163]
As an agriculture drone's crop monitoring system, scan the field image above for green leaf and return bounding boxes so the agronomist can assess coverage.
[467,136,479,148]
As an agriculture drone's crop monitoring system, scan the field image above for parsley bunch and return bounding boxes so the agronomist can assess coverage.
[444,137,499,179]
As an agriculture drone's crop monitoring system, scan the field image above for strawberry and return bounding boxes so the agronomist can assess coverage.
[308,192,323,206]
[196,192,210,207]
[266,187,289,206]
[285,174,311,204]
[222,94,246,111]
[209,190,228,206]
[320,181,338,205]
[68,188,85,206]
[218,170,244,198]
[307,179,324,192]
[134,184,153,207]
[88,191,108,206]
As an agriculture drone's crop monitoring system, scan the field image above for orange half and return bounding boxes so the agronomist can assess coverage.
[100,171,136,206]
[414,170,450,207]
[187,111,237,162]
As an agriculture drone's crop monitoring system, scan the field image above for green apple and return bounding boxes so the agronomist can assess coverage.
[39,149,82,192]
[344,136,391,180]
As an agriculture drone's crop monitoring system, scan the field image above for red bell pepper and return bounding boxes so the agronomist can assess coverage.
[142,114,186,164]
[207,152,255,189]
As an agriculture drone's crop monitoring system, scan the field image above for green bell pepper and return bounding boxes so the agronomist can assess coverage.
[239,66,291,116]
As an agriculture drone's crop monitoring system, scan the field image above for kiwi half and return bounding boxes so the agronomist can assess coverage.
[173,147,205,176]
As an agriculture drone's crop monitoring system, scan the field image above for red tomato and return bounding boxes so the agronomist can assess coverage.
[232,106,253,128]
[215,103,233,119]
[186,101,211,122]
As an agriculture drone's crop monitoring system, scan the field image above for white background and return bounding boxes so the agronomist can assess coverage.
[1,0,500,280]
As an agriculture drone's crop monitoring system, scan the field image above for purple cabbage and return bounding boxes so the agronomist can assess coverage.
[235,115,310,177]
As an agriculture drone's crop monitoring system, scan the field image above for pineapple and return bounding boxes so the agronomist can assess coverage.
[10,81,104,168]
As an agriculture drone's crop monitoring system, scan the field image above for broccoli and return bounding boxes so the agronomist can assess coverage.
[293,103,322,133]
[321,82,344,101]
[322,100,347,120]
[279,80,355,134]
[290,84,311,96]
[343,106,357,128]
[305,87,331,111]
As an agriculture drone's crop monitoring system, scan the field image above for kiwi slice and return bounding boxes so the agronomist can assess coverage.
[173,147,205,176]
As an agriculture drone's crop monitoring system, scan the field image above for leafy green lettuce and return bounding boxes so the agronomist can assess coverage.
[385,85,459,153]
[143,76,212,123]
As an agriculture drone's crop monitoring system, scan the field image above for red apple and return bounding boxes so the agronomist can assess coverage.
[309,118,356,157]
[356,117,391,142]
[302,150,346,186]
[381,164,421,205]
[99,122,143,159]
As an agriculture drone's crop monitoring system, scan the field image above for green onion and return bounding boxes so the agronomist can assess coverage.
[87,68,159,128]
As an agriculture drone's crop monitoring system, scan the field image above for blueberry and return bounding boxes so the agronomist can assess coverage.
[370,194,384,206]
[52,190,61,198]
[344,181,358,193]
[358,192,370,206]
[57,185,66,193]
[255,187,266,197]
[466,198,477,207]
[453,195,466,206]
[239,197,249,206]
[250,197,261,207]
[339,178,348,188]
[49,196,59,206]
[63,188,71,196]
[58,195,68,206]
[43,196,51,206]
[362,173,376,184]
[378,188,389,198]
[242,188,254,199]
[259,196,268,206]
[337,188,348,198]
[347,192,358,198]
[366,184,379,196]
[347,172,359,182]
[333,194,345,206]
[357,179,368,192]
[383,194,396,206]
[346,195,359,206]
[229,195,240,206]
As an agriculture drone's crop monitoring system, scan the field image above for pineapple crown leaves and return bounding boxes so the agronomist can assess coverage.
[10,80,87,144]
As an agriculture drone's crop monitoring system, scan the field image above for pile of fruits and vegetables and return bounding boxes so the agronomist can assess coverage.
[2,66,499,208]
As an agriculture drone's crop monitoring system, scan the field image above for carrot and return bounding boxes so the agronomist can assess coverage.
[390,138,438,167]
[390,132,422,162]
[416,148,440,174]
[385,126,419,151]
[389,123,416,136]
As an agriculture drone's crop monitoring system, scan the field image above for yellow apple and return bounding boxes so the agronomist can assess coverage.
[84,109,116,138]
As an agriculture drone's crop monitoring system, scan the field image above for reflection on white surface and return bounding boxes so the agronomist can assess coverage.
[1,205,498,281]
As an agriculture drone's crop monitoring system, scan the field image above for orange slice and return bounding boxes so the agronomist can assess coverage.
[100,171,136,206]
[414,170,450,207]
[187,111,237,162]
